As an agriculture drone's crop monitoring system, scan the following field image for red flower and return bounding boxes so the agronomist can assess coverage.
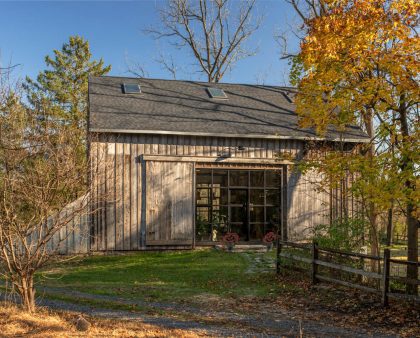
[222,232,240,244]
[262,231,277,244]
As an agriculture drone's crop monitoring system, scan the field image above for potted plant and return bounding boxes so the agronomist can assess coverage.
[262,231,277,251]
[222,232,240,252]
[196,215,210,241]
[211,213,227,242]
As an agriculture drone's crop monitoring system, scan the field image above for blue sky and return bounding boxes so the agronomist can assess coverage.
[1,1,300,85]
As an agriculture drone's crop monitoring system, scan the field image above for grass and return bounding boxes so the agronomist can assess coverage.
[4,249,419,337]
[39,249,281,303]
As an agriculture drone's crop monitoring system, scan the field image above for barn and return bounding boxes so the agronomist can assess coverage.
[87,76,369,251]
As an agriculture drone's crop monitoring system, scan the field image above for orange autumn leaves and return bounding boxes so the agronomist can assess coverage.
[293,0,419,216]
[295,0,419,134]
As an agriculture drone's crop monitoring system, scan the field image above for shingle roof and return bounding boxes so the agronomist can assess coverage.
[88,76,369,142]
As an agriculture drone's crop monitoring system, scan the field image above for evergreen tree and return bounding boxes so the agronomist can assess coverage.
[24,36,111,164]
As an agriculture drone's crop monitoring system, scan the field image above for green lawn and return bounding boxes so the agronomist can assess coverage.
[39,249,281,303]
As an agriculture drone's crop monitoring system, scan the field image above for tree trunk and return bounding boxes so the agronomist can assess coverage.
[386,205,393,247]
[369,209,380,271]
[406,201,419,295]
[18,275,36,313]
[364,110,380,271]
[399,101,418,295]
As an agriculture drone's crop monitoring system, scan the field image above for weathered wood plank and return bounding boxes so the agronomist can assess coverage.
[106,141,116,250]
[141,155,292,164]
[279,252,312,264]
[115,142,124,250]
[314,259,382,279]
[130,142,138,250]
[145,161,193,245]
[123,141,131,250]
[316,275,379,294]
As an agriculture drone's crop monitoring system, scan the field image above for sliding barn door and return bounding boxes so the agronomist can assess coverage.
[145,161,194,246]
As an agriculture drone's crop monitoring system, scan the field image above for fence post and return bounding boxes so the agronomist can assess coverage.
[382,248,391,307]
[276,237,282,274]
[311,240,319,284]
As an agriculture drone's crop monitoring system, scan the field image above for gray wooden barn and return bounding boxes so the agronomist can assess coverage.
[87,76,369,251]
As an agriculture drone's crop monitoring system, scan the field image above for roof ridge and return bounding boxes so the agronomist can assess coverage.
[89,75,296,90]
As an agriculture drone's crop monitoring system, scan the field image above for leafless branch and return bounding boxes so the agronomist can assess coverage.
[155,51,178,80]
[145,0,262,82]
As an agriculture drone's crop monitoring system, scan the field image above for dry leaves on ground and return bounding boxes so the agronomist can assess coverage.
[0,303,205,338]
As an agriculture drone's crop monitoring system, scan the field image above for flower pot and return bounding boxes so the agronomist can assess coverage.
[266,242,273,252]
[226,243,235,252]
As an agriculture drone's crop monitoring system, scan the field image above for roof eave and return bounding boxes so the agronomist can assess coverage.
[89,128,370,143]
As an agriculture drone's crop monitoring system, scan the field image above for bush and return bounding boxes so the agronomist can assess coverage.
[313,218,366,252]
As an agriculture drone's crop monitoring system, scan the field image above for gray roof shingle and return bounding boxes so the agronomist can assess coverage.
[88,76,369,142]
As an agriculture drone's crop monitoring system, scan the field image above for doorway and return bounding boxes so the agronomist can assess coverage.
[229,188,249,240]
[195,168,282,242]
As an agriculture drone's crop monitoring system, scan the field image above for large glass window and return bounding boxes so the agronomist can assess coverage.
[195,168,282,242]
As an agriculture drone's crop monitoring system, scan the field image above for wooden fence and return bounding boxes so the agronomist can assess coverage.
[276,240,420,306]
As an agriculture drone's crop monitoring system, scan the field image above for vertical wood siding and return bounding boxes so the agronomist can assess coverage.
[146,161,193,245]
[43,194,90,254]
[89,133,357,250]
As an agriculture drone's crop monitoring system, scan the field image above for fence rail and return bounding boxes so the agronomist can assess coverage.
[276,239,419,307]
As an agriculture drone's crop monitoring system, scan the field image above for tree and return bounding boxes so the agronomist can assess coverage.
[24,36,111,166]
[292,0,419,292]
[0,73,82,311]
[146,0,262,82]
[0,39,111,311]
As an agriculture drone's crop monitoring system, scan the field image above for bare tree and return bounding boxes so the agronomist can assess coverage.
[155,51,179,80]
[146,0,262,82]
[124,53,150,78]
[276,0,329,59]
[0,72,108,312]
[286,0,328,23]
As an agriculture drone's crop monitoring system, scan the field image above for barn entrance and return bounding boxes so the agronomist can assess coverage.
[195,168,282,243]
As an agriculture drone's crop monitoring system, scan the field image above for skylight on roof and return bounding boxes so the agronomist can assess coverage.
[122,83,141,94]
[207,87,227,99]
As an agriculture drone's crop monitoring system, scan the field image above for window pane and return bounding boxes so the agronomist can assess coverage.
[265,171,281,188]
[266,189,280,205]
[266,206,280,226]
[196,207,211,222]
[230,189,247,205]
[250,224,265,240]
[211,187,228,205]
[250,189,264,205]
[250,206,264,223]
[230,206,247,223]
[196,170,212,188]
[196,188,211,205]
[265,223,277,234]
[250,171,264,187]
[221,188,228,205]
[212,170,228,187]
[196,207,211,240]
[212,207,228,231]
[229,223,246,239]
[229,170,248,187]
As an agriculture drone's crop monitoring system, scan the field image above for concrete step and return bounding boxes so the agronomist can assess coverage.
[214,244,271,253]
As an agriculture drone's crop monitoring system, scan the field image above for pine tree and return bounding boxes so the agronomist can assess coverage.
[24,36,111,166]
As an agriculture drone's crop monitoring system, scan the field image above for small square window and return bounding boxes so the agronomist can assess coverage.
[122,83,141,94]
[207,87,227,99]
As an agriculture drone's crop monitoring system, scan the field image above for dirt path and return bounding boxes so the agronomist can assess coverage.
[23,286,395,338]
